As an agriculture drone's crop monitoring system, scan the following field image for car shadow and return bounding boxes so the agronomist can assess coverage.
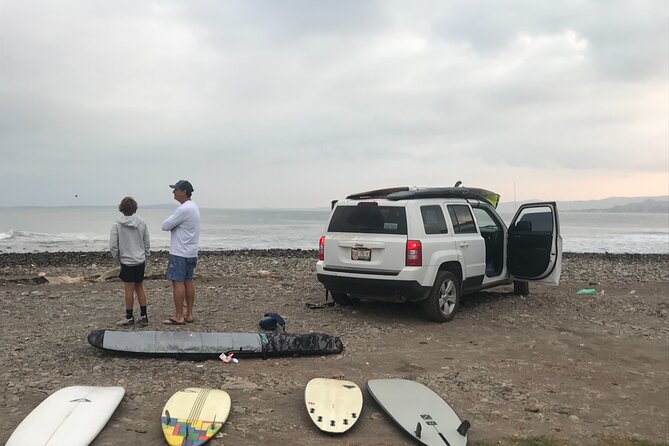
[459,288,519,313]
[335,299,428,323]
[328,287,520,323]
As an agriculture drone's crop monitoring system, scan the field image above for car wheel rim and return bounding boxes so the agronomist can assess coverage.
[438,279,456,316]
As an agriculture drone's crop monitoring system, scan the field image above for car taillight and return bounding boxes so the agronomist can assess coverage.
[406,240,422,266]
[319,236,325,261]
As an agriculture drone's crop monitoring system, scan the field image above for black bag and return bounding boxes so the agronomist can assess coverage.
[259,312,286,331]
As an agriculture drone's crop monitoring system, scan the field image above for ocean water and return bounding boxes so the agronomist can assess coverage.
[0,206,667,254]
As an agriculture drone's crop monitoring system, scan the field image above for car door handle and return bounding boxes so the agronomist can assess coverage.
[459,242,469,248]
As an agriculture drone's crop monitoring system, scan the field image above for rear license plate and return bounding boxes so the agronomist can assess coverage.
[351,248,371,261]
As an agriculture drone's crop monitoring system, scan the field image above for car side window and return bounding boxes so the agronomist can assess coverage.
[472,207,503,231]
[447,204,478,234]
[515,209,554,232]
[420,205,448,234]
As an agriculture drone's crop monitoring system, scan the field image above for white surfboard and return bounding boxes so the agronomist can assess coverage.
[161,388,231,446]
[367,379,470,446]
[305,378,363,434]
[6,385,125,446]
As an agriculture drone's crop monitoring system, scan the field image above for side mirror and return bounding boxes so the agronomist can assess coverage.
[514,221,532,231]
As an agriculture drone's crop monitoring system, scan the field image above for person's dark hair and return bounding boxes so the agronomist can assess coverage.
[119,196,138,216]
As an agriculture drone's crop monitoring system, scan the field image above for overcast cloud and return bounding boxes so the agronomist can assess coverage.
[0,0,667,208]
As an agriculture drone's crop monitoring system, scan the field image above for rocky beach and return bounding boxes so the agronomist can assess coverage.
[0,250,667,445]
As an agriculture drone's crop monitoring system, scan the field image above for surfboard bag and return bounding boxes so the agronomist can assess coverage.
[88,330,343,359]
[263,332,341,356]
[386,187,501,208]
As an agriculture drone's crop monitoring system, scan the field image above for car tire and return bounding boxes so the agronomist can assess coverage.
[330,291,360,306]
[513,280,529,295]
[422,271,460,322]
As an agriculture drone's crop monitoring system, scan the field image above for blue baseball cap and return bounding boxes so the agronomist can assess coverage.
[169,180,194,193]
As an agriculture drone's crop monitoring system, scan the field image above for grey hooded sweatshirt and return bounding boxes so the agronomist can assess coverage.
[110,215,150,265]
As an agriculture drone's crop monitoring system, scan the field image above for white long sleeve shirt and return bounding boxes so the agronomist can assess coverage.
[161,200,200,258]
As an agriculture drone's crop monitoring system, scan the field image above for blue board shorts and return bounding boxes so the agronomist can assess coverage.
[166,255,197,281]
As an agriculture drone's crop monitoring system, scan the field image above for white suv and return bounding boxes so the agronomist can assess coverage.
[316,186,562,322]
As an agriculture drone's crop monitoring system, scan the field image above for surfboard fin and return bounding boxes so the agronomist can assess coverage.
[415,421,422,438]
[457,419,471,436]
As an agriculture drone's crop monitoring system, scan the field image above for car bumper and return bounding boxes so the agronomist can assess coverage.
[317,273,431,302]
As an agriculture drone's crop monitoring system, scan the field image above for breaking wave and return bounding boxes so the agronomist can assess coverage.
[0,208,667,253]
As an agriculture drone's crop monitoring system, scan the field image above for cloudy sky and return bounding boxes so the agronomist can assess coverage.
[1,1,667,208]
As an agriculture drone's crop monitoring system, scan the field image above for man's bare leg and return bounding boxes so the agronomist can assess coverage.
[184,280,195,322]
[171,280,185,322]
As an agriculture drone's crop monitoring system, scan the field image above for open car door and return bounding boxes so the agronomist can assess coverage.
[507,202,562,284]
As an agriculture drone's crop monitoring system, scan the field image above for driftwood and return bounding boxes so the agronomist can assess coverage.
[0,266,121,285]
[94,266,121,283]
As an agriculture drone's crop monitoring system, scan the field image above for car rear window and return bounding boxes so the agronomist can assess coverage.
[328,205,408,234]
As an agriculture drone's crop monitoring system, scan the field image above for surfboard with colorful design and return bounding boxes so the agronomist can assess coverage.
[161,388,231,446]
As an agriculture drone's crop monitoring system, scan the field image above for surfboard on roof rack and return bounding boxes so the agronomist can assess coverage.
[344,186,500,208]
[345,186,411,200]
[386,187,500,208]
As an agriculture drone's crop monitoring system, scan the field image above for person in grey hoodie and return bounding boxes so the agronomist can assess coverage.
[110,196,150,326]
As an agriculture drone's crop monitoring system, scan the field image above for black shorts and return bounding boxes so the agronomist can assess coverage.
[119,262,146,283]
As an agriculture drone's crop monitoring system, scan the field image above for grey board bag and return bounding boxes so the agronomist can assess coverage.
[88,330,343,359]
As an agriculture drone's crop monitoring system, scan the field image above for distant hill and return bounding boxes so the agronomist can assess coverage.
[497,195,669,213]
[139,203,176,209]
[579,198,668,213]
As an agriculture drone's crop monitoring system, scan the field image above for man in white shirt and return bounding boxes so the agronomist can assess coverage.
[161,180,200,325]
